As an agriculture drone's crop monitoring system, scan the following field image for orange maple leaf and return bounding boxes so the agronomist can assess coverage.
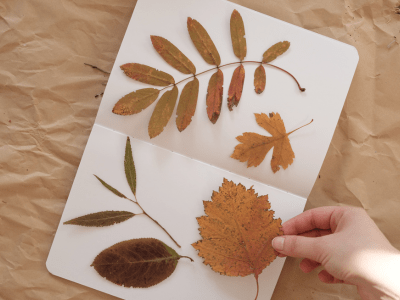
[231,112,313,173]
[192,178,283,300]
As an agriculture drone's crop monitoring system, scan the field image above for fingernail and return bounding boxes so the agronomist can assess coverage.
[272,237,284,251]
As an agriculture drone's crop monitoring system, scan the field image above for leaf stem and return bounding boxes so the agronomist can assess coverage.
[160,60,305,92]
[179,255,194,262]
[84,63,110,75]
[287,119,314,136]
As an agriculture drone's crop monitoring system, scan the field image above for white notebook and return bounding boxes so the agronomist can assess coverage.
[47,0,358,299]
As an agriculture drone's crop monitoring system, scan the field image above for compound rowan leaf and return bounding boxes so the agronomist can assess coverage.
[206,69,224,124]
[176,77,199,132]
[230,9,246,61]
[113,88,160,115]
[187,17,221,66]
[151,36,196,75]
[254,65,266,94]
[120,63,175,86]
[192,178,283,300]
[64,211,135,227]
[92,238,191,288]
[231,113,313,173]
[227,64,245,111]
[148,86,179,138]
[262,41,290,63]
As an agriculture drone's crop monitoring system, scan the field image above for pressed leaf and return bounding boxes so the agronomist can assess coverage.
[227,64,245,111]
[124,137,136,196]
[94,175,127,199]
[148,86,179,138]
[254,65,266,94]
[206,69,224,124]
[187,17,221,66]
[231,112,313,173]
[192,178,283,300]
[151,36,196,75]
[262,41,290,63]
[113,88,160,115]
[64,211,135,227]
[92,238,189,288]
[176,77,199,132]
[120,63,174,86]
[230,9,246,61]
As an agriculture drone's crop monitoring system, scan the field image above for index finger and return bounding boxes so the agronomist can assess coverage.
[282,206,346,235]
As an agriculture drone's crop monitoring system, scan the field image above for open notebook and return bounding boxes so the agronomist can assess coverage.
[47,0,358,299]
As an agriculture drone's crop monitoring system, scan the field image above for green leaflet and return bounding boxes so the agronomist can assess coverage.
[230,9,246,61]
[120,63,175,86]
[124,137,137,196]
[113,88,160,115]
[64,211,135,227]
[94,175,127,199]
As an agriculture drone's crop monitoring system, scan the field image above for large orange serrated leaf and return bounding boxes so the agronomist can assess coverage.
[227,64,245,111]
[262,41,290,63]
[151,36,196,75]
[192,178,283,300]
[230,9,246,61]
[254,65,266,94]
[176,78,199,132]
[206,69,224,124]
[187,17,221,66]
[148,86,179,139]
[113,88,160,115]
[120,63,175,86]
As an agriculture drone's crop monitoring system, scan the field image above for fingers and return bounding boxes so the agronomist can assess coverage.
[318,270,344,284]
[282,206,346,235]
[300,258,320,273]
[272,235,322,261]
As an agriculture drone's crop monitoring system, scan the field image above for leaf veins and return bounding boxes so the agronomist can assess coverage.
[176,77,199,132]
[64,211,135,227]
[120,63,175,86]
[227,64,245,111]
[113,88,160,115]
[230,9,246,61]
[206,69,224,124]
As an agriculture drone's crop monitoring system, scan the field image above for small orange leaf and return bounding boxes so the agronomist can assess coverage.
[151,36,196,75]
[113,88,160,115]
[262,41,290,63]
[176,78,199,132]
[254,65,266,94]
[192,178,283,300]
[206,69,224,124]
[120,63,175,86]
[227,64,245,111]
[231,113,313,173]
[187,17,221,66]
[148,86,179,138]
[230,9,246,61]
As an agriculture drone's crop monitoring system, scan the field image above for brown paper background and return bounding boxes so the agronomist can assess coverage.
[1,0,399,299]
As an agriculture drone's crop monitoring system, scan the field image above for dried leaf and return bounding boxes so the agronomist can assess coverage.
[151,36,196,75]
[187,17,221,66]
[192,178,283,300]
[262,41,290,63]
[120,63,175,86]
[113,88,160,115]
[254,65,266,94]
[64,211,135,227]
[231,113,313,173]
[176,77,199,132]
[227,64,245,111]
[206,69,224,124]
[92,238,187,288]
[230,9,246,61]
[148,86,179,138]
[94,175,127,199]
[124,137,136,196]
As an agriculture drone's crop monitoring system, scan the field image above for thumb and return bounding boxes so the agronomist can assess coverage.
[272,235,322,261]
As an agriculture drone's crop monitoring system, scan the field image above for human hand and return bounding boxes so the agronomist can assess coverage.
[272,206,400,300]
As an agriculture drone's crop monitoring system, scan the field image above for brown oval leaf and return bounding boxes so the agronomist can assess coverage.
[92,238,184,288]
[112,88,160,115]
[206,69,224,124]
[120,63,174,86]
[187,17,221,66]
[230,9,246,61]
[176,77,199,132]
[227,64,245,111]
[64,211,135,227]
[192,178,283,300]
[151,36,196,75]
[262,41,290,63]
[254,65,266,94]
[148,86,179,138]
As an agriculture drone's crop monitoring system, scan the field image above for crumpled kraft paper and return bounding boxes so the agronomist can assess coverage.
[0,0,399,299]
